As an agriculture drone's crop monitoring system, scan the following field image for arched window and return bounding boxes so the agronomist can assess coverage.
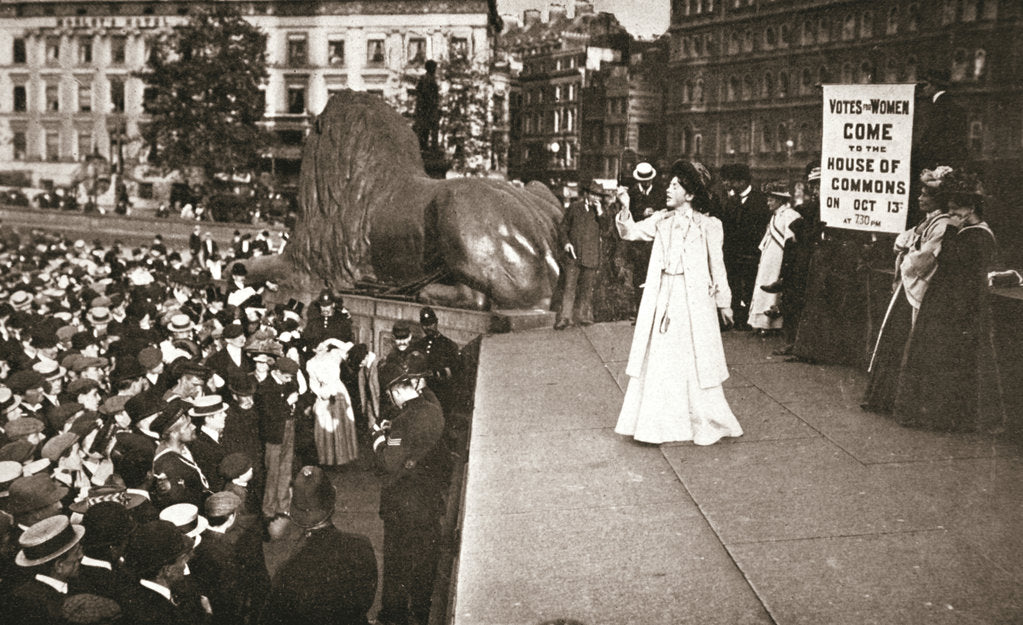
[744,30,754,52]
[941,0,956,25]
[969,120,983,151]
[765,27,776,48]
[761,124,773,153]
[802,20,814,45]
[683,126,694,154]
[841,62,853,83]
[842,14,856,40]
[859,61,873,83]
[962,0,978,22]
[729,31,740,55]
[743,75,754,100]
[725,128,735,153]
[780,24,791,47]
[974,49,987,81]
[695,35,704,56]
[777,123,788,152]
[695,79,704,103]
[779,71,789,97]
[797,123,809,152]
[884,58,898,82]
[728,76,739,100]
[684,80,693,102]
[907,3,920,31]
[801,68,813,94]
[952,48,968,81]
[818,17,830,43]
[886,7,899,35]
[763,71,774,98]
[905,55,918,82]
[694,134,702,155]
[861,11,873,38]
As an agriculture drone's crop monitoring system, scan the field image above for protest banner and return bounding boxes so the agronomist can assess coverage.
[820,83,915,233]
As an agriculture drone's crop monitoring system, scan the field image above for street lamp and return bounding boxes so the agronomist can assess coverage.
[785,138,794,188]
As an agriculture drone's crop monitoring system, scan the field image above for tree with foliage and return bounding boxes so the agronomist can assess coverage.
[137,4,270,193]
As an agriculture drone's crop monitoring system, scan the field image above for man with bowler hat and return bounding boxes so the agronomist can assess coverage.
[10,515,86,625]
[120,519,203,625]
[75,501,134,600]
[261,466,377,625]
[372,357,445,625]
[555,180,607,330]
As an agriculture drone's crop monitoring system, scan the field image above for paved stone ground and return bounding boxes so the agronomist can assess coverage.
[454,322,1023,625]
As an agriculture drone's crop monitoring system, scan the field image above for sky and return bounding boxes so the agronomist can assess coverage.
[497,0,671,39]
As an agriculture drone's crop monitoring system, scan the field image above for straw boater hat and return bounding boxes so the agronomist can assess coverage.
[159,502,209,541]
[632,162,656,182]
[188,395,227,420]
[15,515,85,567]
[167,313,195,334]
[764,181,792,201]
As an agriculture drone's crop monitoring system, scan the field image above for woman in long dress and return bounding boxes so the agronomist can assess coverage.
[306,338,360,466]
[749,181,801,333]
[863,167,953,414]
[891,173,1006,432]
[613,160,744,446]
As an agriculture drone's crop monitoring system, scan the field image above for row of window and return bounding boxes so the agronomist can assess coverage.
[522,82,578,106]
[284,34,468,68]
[676,1,998,60]
[521,107,577,135]
[678,0,997,22]
[11,80,126,114]
[9,128,96,162]
[12,35,128,66]
[675,49,987,106]
[521,53,581,76]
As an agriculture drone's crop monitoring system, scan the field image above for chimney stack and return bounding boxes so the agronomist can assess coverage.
[549,3,568,22]
[523,8,541,26]
[574,1,594,17]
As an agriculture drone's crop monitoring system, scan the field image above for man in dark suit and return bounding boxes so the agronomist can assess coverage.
[910,68,968,225]
[261,466,377,625]
[120,520,204,625]
[303,289,354,352]
[720,164,772,330]
[74,501,134,600]
[187,395,229,493]
[624,162,667,316]
[9,515,86,625]
[555,181,607,330]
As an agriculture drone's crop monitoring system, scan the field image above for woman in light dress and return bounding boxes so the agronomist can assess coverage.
[613,160,744,446]
[306,337,359,466]
[748,181,802,334]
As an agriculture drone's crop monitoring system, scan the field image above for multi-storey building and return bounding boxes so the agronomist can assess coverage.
[578,37,667,184]
[0,0,496,194]
[665,0,1023,195]
[503,5,629,193]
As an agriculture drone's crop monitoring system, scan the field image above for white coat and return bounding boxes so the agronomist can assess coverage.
[617,208,732,389]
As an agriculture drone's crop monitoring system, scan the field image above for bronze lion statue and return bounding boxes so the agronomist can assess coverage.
[248,90,562,310]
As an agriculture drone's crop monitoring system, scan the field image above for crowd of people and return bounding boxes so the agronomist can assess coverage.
[0,225,466,624]
[556,154,1006,443]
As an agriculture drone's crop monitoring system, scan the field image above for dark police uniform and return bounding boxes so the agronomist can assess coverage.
[374,394,445,625]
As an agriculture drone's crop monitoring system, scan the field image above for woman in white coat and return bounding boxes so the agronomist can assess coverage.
[614,160,744,446]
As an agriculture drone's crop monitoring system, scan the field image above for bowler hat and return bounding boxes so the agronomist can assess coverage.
[125,520,193,577]
[137,347,163,371]
[218,452,252,480]
[16,515,85,567]
[222,322,245,340]
[82,500,135,548]
[392,321,412,340]
[290,465,335,528]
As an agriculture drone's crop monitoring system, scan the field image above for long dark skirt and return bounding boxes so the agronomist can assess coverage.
[862,285,914,414]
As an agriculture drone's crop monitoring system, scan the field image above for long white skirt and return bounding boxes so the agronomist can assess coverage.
[615,272,744,445]
[749,240,784,330]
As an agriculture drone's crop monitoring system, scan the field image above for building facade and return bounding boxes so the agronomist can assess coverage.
[0,0,494,193]
[665,0,1023,192]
